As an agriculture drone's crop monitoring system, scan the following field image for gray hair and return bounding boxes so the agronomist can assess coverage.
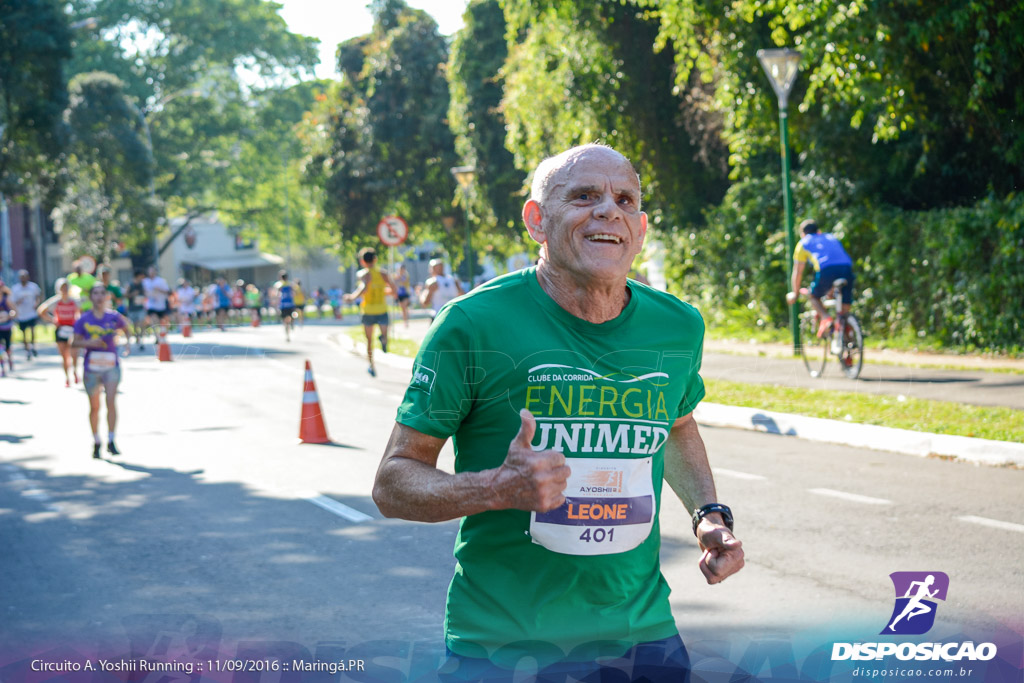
[529,143,641,207]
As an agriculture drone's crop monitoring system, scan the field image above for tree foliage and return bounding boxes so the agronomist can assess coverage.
[0,0,71,199]
[499,0,729,230]
[304,0,460,255]
[52,72,157,262]
[447,0,524,245]
[632,0,1024,208]
[63,0,321,260]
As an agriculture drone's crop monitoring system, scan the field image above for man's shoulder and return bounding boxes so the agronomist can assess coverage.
[633,282,702,320]
[454,270,529,306]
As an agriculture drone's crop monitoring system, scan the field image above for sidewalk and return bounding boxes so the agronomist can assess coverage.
[359,314,1024,466]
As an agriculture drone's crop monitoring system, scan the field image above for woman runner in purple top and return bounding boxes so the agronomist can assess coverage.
[73,283,130,459]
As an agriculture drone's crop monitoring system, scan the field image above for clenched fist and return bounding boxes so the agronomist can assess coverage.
[494,409,572,512]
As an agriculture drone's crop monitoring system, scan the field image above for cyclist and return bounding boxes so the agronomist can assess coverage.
[786,219,855,339]
[37,278,81,387]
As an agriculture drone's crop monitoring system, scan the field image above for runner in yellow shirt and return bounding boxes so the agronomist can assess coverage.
[293,280,306,327]
[343,248,394,377]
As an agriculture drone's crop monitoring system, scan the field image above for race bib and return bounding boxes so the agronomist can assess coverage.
[88,351,117,370]
[529,457,655,556]
[0,311,8,324]
[57,326,74,340]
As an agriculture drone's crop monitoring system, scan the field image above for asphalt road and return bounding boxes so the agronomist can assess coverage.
[701,351,1024,410]
[1,323,1021,681]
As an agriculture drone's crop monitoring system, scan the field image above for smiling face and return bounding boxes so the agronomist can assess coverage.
[524,146,647,284]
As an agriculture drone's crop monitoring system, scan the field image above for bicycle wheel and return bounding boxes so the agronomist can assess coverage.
[799,311,828,378]
[839,314,864,379]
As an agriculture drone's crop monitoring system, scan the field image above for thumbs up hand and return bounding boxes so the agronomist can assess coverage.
[493,409,571,512]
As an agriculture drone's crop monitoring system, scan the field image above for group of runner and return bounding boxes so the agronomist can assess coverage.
[2,254,465,458]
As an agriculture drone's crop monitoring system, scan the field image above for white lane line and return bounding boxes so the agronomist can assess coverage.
[265,358,295,372]
[713,468,767,482]
[957,515,1024,534]
[808,488,891,505]
[304,494,374,523]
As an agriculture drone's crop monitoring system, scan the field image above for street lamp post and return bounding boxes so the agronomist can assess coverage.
[757,48,802,355]
[450,165,476,286]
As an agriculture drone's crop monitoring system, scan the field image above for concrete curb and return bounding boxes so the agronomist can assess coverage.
[338,334,1024,468]
[694,403,1024,467]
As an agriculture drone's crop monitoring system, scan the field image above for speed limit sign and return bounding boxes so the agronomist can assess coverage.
[377,215,408,246]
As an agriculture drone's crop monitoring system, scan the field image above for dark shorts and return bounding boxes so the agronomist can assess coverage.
[361,312,389,327]
[18,318,37,331]
[147,308,170,319]
[438,635,690,683]
[397,287,410,302]
[811,264,855,302]
[216,305,231,313]
[280,306,296,319]
[0,328,11,349]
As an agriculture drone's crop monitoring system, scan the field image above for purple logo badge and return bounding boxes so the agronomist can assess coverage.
[881,571,950,635]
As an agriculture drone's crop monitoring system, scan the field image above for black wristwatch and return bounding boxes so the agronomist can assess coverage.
[692,503,734,536]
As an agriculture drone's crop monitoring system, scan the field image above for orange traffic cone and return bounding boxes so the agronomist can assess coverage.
[157,325,173,362]
[251,315,260,327]
[299,360,330,444]
[182,319,193,337]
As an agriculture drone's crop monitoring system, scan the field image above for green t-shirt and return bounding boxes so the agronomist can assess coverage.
[105,283,123,306]
[67,272,97,311]
[395,267,706,669]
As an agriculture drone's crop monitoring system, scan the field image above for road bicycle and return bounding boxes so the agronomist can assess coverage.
[797,278,864,379]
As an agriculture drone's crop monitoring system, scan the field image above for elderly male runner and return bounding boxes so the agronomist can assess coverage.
[373,144,744,681]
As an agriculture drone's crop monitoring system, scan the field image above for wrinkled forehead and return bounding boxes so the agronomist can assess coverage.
[541,147,640,200]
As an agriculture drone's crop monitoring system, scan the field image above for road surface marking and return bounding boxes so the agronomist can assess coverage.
[304,494,373,523]
[957,515,1024,534]
[713,468,767,481]
[808,488,891,505]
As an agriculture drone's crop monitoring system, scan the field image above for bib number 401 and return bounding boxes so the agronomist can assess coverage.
[578,528,615,543]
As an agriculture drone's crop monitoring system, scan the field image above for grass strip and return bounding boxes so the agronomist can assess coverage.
[346,327,419,358]
[704,378,1024,443]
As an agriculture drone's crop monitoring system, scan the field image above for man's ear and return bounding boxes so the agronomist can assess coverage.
[638,211,648,249]
[523,199,545,245]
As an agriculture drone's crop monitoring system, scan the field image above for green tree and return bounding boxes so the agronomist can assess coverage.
[53,72,158,262]
[447,0,524,246]
[499,1,728,230]
[632,0,1024,208]
[0,0,71,199]
[305,0,461,259]
[64,0,321,261]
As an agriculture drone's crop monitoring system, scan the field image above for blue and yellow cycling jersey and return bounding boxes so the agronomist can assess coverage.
[794,233,852,271]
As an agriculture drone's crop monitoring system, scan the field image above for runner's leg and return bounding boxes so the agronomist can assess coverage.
[104,374,120,454]
[87,387,102,457]
[364,324,375,375]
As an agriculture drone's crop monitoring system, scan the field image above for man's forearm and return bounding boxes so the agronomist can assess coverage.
[373,457,501,522]
[663,415,718,512]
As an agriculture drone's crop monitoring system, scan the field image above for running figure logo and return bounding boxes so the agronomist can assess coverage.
[882,571,950,635]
